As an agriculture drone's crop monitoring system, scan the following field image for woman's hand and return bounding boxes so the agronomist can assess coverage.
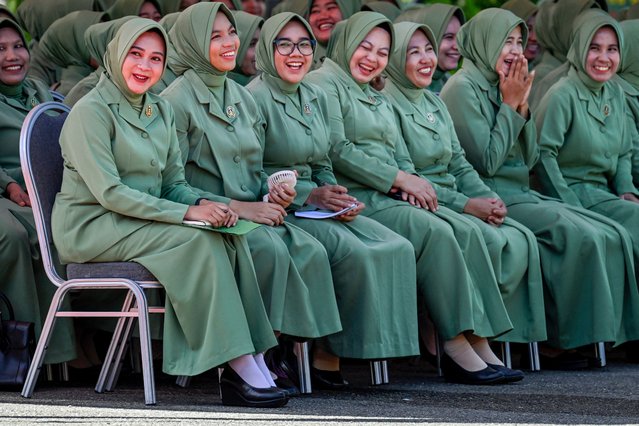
[6,182,31,207]
[464,198,507,226]
[268,183,296,208]
[229,200,286,226]
[392,171,438,211]
[306,184,357,211]
[334,201,365,222]
[621,193,639,203]
[185,200,236,227]
[499,54,533,118]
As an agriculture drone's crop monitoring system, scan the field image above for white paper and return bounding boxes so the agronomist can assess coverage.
[294,204,357,219]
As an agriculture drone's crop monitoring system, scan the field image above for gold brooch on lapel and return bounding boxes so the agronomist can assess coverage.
[368,96,377,105]
[31,98,37,107]
[145,105,153,117]
[226,105,237,119]
[603,105,610,116]
[426,112,436,123]
[303,103,312,115]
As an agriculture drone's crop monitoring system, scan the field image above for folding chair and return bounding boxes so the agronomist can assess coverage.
[19,101,164,405]
[48,90,65,102]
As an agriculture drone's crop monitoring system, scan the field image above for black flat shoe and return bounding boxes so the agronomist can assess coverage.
[219,367,288,408]
[265,344,301,393]
[486,363,524,383]
[441,355,505,385]
[310,366,350,390]
[274,376,300,397]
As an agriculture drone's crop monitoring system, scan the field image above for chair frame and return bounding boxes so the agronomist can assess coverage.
[19,102,163,405]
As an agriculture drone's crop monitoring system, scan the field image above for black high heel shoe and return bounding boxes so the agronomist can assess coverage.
[310,366,350,390]
[486,363,524,383]
[441,354,506,385]
[219,367,289,408]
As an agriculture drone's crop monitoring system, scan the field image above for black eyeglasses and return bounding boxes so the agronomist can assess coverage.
[273,38,316,56]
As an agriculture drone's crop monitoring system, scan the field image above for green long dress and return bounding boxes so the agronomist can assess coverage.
[617,20,639,186]
[395,4,465,95]
[384,22,545,344]
[441,9,639,349]
[161,3,342,340]
[307,11,513,342]
[535,13,639,302]
[0,18,76,364]
[37,10,107,95]
[247,12,419,358]
[228,11,264,86]
[52,18,277,376]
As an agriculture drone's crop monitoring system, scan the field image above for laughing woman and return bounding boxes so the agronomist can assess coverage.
[384,22,546,346]
[160,3,343,382]
[307,11,520,385]
[52,17,287,408]
[247,12,419,388]
[441,9,639,364]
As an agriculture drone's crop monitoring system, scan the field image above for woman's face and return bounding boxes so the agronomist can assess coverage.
[524,13,539,63]
[242,0,266,17]
[405,30,437,89]
[0,27,29,86]
[121,31,165,94]
[309,0,343,44]
[139,1,162,22]
[495,25,523,77]
[209,12,240,72]
[274,20,313,84]
[348,27,391,84]
[585,26,619,83]
[240,27,260,76]
[437,16,461,72]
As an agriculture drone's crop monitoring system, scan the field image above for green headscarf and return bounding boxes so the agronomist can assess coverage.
[304,0,360,22]
[567,8,622,92]
[534,0,555,53]
[325,19,346,59]
[233,10,264,76]
[103,18,168,105]
[548,0,604,62]
[157,0,182,14]
[457,8,527,85]
[272,0,308,17]
[108,0,163,20]
[361,2,401,21]
[16,0,95,40]
[619,19,639,88]
[501,0,537,21]
[168,2,235,86]
[386,22,436,101]
[329,11,394,78]
[95,0,117,11]
[39,11,108,68]
[255,12,314,92]
[0,18,29,97]
[86,16,137,69]
[0,5,18,22]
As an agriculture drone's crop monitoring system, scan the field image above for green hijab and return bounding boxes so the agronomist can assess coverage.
[329,11,394,79]
[534,0,555,53]
[168,2,235,86]
[0,5,18,22]
[227,0,243,11]
[39,11,108,68]
[256,12,314,92]
[548,0,604,62]
[304,0,360,22]
[501,0,537,21]
[361,2,401,21]
[233,10,264,76]
[272,0,308,17]
[386,22,437,101]
[108,0,163,19]
[567,8,622,92]
[103,18,168,105]
[157,0,182,13]
[16,0,96,40]
[0,18,29,97]
[457,8,527,85]
[86,16,137,69]
[325,19,346,59]
[619,20,639,89]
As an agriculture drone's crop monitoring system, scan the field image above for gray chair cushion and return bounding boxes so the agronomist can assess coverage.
[66,262,157,281]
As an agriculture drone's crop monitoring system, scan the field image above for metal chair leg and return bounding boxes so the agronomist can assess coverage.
[528,342,541,371]
[294,341,312,394]
[434,332,443,377]
[500,342,512,368]
[175,375,191,388]
[369,360,389,385]
[595,342,607,367]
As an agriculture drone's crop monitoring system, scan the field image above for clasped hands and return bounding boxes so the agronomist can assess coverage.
[499,54,535,118]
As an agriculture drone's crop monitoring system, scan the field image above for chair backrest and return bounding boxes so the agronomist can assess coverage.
[19,102,70,287]
[49,90,65,102]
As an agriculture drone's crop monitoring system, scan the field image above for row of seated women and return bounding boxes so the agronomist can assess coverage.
[3,0,639,409]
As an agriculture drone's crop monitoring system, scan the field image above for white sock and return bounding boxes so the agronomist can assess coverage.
[444,335,487,372]
[254,353,277,387]
[466,335,504,366]
[227,355,271,389]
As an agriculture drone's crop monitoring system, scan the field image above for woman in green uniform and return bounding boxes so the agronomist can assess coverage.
[535,12,639,289]
[307,11,520,385]
[228,10,263,85]
[108,0,163,21]
[395,3,465,95]
[247,12,419,387]
[0,17,76,365]
[384,21,545,346]
[52,17,286,408]
[161,3,342,373]
[441,9,639,367]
